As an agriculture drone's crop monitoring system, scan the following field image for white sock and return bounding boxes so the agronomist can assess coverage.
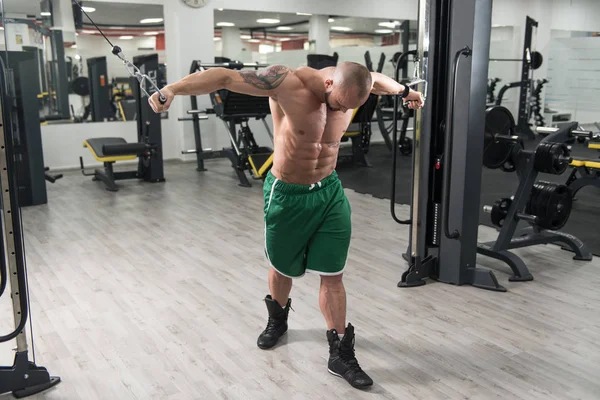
[339,334,344,340]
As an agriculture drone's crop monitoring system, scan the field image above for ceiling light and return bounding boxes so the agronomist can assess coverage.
[214,37,221,41]
[111,26,126,29]
[248,39,260,43]
[0,27,4,31]
[379,21,400,29]
[216,22,235,27]
[257,18,280,24]
[81,7,96,13]
[240,34,252,39]
[119,36,134,40]
[328,18,335,23]
[276,26,293,31]
[81,30,97,34]
[296,12,312,16]
[144,31,160,35]
[331,26,352,32]
[218,8,224,11]
[71,44,78,48]
[75,54,81,60]
[375,29,393,34]
[140,18,163,24]
[279,38,291,42]
[41,12,52,16]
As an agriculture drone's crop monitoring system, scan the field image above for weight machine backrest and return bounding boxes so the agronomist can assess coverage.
[210,89,271,119]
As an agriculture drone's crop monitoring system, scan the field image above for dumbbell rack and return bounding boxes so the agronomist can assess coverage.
[478,121,593,281]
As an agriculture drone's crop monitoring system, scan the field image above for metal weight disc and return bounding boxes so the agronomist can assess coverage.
[527,181,573,230]
[531,51,543,70]
[71,76,90,96]
[484,106,517,169]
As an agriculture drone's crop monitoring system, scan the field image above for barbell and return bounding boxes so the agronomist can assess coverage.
[484,106,572,174]
[489,50,543,70]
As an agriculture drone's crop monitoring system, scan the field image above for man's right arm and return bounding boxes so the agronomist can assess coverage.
[148,65,291,112]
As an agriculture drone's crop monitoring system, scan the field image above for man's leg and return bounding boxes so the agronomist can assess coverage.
[305,177,373,389]
[319,274,347,334]
[269,266,292,307]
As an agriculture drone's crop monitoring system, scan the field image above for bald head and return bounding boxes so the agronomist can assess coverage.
[324,62,372,112]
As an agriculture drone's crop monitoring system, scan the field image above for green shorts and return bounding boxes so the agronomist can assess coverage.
[263,170,351,278]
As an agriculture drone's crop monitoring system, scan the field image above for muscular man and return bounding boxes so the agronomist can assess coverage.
[149,62,424,389]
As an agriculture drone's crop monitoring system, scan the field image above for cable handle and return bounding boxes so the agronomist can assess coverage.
[442,45,472,240]
[112,46,167,104]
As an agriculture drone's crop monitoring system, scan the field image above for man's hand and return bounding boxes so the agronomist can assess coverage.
[148,87,175,113]
[405,90,424,110]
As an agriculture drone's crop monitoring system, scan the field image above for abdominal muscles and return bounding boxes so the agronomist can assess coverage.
[271,121,343,185]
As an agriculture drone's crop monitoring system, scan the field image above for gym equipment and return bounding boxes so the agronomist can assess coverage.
[530,78,548,127]
[376,50,417,154]
[307,53,339,69]
[489,49,543,70]
[487,77,500,104]
[87,57,114,121]
[0,54,61,398]
[478,118,591,280]
[180,60,273,187]
[535,125,600,199]
[393,0,591,293]
[339,94,379,167]
[492,16,541,140]
[80,54,165,191]
[0,51,50,207]
[72,0,166,104]
[483,106,574,175]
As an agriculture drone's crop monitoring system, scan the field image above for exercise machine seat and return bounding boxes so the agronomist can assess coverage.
[83,138,138,163]
[569,158,600,169]
[588,143,600,150]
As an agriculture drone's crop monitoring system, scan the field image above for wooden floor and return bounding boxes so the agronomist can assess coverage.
[1,159,599,400]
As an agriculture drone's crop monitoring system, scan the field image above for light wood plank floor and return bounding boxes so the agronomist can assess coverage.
[1,159,599,400]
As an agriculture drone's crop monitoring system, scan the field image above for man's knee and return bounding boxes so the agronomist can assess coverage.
[321,273,344,286]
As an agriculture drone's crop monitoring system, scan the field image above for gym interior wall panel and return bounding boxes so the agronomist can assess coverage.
[545,36,600,124]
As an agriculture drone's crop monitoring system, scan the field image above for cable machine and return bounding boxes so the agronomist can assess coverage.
[0,54,60,398]
[394,0,590,292]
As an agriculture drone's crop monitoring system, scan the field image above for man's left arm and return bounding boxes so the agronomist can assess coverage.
[370,72,424,109]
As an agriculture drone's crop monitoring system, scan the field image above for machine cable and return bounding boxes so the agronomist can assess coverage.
[71,0,166,104]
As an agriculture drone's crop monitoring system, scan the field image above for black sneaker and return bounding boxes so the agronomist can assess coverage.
[257,295,292,349]
[327,323,373,389]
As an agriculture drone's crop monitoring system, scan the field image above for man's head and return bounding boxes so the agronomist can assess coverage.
[324,62,372,112]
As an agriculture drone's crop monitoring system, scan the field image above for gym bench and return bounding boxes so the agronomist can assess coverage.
[80,137,156,192]
[566,156,600,198]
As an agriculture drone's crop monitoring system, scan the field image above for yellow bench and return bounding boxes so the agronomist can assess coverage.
[566,157,600,198]
[80,138,142,191]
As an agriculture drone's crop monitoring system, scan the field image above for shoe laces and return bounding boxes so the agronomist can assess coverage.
[339,341,362,372]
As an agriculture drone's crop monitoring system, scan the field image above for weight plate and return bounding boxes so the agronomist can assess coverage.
[484,106,517,169]
[526,181,573,230]
[71,76,90,96]
[531,51,543,70]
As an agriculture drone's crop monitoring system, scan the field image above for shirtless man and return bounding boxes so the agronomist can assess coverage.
[148,62,424,389]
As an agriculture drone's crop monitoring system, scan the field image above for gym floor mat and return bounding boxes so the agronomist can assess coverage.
[336,142,600,257]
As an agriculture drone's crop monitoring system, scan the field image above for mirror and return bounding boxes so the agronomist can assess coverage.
[213,9,417,79]
[545,29,600,128]
[0,0,165,125]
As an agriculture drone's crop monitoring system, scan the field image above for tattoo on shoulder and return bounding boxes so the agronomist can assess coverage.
[328,141,341,148]
[239,65,289,90]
